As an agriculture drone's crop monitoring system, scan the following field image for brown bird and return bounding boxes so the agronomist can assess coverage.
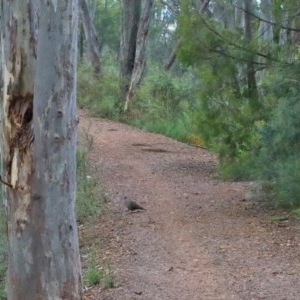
[124,196,145,211]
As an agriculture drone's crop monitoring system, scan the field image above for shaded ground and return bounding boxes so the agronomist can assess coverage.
[79,111,300,300]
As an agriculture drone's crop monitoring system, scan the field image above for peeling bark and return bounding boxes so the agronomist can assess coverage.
[0,1,82,299]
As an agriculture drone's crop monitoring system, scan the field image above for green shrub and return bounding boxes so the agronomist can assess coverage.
[83,259,114,288]
[128,66,200,142]
[85,265,102,286]
[256,64,300,208]
[77,52,120,118]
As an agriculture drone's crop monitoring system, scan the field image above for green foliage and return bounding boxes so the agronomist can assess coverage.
[256,65,300,207]
[76,0,300,213]
[176,1,270,180]
[94,0,120,52]
[293,208,300,218]
[84,265,102,286]
[130,66,200,143]
[84,259,114,288]
[77,51,120,118]
[175,0,300,209]
[148,2,178,65]
[77,48,201,144]
[0,289,6,300]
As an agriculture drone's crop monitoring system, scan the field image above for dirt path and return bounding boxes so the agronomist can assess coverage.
[79,111,300,300]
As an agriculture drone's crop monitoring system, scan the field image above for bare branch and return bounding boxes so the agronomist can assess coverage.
[0,176,13,189]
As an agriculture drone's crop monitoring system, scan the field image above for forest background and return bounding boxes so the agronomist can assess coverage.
[78,0,300,209]
[0,0,300,297]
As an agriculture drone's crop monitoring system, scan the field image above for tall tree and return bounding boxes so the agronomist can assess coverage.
[0,1,82,299]
[120,0,141,103]
[79,0,102,76]
[120,0,153,111]
[244,0,258,101]
[258,0,273,41]
[124,0,153,111]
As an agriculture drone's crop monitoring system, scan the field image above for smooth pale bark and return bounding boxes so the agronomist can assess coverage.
[0,1,82,299]
[124,0,153,112]
[79,0,102,76]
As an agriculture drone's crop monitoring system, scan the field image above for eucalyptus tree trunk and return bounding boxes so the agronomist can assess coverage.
[124,0,153,111]
[0,1,82,299]
[79,0,102,76]
[120,0,141,104]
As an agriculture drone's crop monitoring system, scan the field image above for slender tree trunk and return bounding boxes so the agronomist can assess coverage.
[163,38,181,71]
[124,0,153,112]
[0,1,82,299]
[79,0,102,76]
[244,0,258,102]
[120,0,141,102]
[258,0,273,41]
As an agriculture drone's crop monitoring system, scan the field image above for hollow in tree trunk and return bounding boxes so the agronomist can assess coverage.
[0,1,82,298]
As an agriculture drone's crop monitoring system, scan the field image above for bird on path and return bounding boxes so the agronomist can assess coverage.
[124,196,146,211]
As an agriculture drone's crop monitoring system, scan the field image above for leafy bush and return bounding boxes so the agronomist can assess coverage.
[77,51,120,118]
[130,66,200,142]
[176,7,267,179]
[256,65,300,207]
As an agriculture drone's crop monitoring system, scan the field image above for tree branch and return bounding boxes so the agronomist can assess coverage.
[200,16,280,63]
[0,176,13,189]
[235,4,300,32]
